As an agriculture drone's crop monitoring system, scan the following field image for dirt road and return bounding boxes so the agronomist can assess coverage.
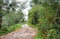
[0,24,37,39]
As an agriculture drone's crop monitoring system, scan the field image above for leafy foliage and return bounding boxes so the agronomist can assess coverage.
[2,10,24,27]
[28,0,60,39]
[0,23,21,36]
[0,0,20,29]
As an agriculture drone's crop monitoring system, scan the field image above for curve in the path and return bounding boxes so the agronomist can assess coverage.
[0,24,37,39]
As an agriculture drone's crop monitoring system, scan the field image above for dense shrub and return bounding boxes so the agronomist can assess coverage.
[28,0,60,39]
[2,11,24,27]
[0,23,21,36]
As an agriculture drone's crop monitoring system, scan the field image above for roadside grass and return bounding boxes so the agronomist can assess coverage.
[34,36,44,39]
[27,23,38,28]
[34,35,42,39]
[0,23,21,36]
[28,23,43,39]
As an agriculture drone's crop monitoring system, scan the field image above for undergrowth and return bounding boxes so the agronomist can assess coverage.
[0,23,21,36]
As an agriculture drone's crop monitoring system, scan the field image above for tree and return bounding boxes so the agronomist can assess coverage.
[29,0,60,39]
[0,0,19,29]
[0,0,6,29]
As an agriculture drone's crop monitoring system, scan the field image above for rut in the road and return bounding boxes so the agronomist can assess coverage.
[0,24,37,39]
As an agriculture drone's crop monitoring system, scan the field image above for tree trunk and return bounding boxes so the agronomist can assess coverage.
[0,14,2,29]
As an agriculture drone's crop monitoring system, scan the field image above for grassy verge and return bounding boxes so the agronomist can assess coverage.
[34,35,42,39]
[27,23,38,28]
[28,23,43,39]
[0,23,21,36]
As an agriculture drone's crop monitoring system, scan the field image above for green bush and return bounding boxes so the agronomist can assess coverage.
[0,23,21,36]
[28,4,60,39]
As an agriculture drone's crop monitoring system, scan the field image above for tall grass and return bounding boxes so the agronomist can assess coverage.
[0,23,21,36]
